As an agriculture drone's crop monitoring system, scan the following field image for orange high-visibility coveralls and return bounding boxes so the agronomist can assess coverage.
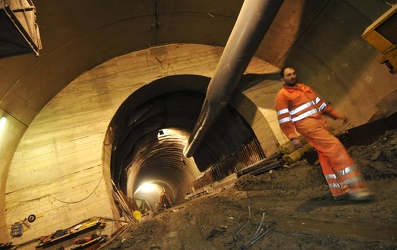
[274,83,368,199]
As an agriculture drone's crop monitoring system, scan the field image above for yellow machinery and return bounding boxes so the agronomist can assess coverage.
[362,4,397,75]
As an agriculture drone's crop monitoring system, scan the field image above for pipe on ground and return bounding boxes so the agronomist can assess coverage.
[183,0,284,157]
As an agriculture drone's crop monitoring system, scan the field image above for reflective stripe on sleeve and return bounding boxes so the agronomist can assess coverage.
[318,102,327,111]
[277,108,290,116]
[278,117,292,124]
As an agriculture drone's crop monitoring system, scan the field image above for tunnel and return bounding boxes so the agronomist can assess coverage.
[107,0,284,215]
[107,75,266,214]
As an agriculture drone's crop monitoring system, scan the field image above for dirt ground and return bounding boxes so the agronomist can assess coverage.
[101,129,397,250]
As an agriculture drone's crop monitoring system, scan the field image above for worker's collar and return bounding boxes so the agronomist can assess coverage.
[283,83,303,91]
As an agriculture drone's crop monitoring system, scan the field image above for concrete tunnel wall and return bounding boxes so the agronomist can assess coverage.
[4,44,278,245]
[2,1,397,246]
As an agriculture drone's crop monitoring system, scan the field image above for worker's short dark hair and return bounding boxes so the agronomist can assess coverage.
[280,66,294,78]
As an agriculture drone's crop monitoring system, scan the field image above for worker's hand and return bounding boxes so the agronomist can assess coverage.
[290,138,303,149]
[338,115,349,124]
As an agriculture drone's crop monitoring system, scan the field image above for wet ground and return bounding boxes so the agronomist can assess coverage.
[100,129,397,250]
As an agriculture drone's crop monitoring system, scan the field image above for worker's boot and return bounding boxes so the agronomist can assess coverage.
[336,165,372,201]
[333,193,349,201]
[348,190,373,201]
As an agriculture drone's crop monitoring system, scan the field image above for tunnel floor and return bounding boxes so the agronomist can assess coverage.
[100,129,397,249]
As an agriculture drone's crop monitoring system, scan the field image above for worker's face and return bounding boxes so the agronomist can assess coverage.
[281,68,297,86]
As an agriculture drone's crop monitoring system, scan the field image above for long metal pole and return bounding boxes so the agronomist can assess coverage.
[184,0,284,157]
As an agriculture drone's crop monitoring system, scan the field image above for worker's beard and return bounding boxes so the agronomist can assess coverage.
[286,82,296,86]
[286,78,297,86]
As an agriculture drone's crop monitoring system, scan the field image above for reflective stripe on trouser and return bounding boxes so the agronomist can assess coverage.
[336,165,367,192]
[324,165,368,197]
[295,118,368,198]
[324,173,348,197]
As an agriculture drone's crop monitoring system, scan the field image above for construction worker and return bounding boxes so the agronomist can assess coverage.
[274,66,372,201]
[159,188,172,209]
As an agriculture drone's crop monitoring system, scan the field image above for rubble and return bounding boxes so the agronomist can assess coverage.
[100,129,397,249]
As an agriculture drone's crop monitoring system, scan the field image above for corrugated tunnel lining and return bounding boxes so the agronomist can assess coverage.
[108,75,264,206]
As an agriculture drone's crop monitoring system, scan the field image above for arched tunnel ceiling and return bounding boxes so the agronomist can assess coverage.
[0,0,244,125]
[0,0,394,126]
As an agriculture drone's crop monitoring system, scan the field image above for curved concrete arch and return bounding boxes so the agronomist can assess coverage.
[5,44,240,243]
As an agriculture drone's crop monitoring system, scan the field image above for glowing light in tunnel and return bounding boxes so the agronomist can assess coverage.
[157,128,172,140]
[135,182,157,193]
[157,128,189,140]
[133,182,164,212]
